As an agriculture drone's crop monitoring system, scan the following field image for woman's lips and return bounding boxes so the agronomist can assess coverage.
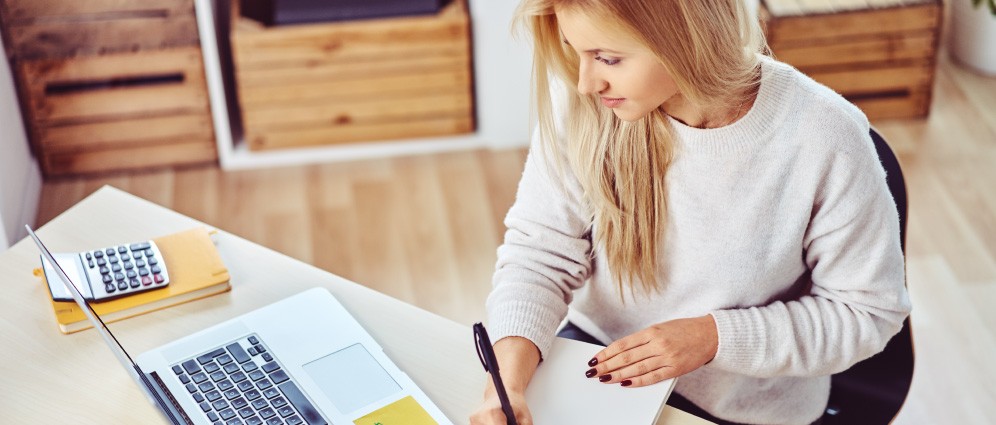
[600,97,625,108]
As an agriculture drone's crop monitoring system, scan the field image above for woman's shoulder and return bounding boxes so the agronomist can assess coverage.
[763,57,872,155]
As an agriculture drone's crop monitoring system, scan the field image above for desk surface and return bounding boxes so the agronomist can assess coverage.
[0,186,712,425]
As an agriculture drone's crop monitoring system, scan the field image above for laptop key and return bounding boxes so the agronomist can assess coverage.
[194,393,206,403]
[245,389,262,401]
[269,370,289,385]
[278,382,327,425]
[285,416,303,425]
[218,379,235,391]
[263,388,280,399]
[208,411,219,421]
[225,419,242,425]
[277,405,295,418]
[271,397,287,409]
[227,343,252,364]
[249,370,265,381]
[200,402,212,412]
[218,354,234,365]
[256,379,273,390]
[232,372,248,383]
[232,397,249,410]
[198,348,227,365]
[206,390,222,402]
[183,359,202,374]
[239,407,255,419]
[225,389,241,400]
[246,417,263,425]
[205,362,221,374]
[198,382,215,392]
[261,362,280,373]
[252,399,269,410]
[238,381,254,392]
[266,418,282,425]
[225,363,241,374]
[186,384,197,394]
[213,400,229,411]
[259,408,276,420]
[220,408,237,420]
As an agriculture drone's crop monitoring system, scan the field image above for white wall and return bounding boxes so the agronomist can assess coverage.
[469,0,533,148]
[0,30,42,249]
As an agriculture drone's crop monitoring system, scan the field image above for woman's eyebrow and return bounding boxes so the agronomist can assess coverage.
[561,38,623,55]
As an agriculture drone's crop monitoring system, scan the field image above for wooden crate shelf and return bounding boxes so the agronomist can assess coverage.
[0,0,217,176]
[760,0,942,120]
[231,0,475,151]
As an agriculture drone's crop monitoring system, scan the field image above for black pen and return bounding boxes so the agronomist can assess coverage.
[473,322,518,425]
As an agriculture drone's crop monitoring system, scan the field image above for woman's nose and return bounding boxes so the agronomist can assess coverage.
[577,63,607,95]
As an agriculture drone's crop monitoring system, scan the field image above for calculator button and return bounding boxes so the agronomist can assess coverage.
[109,256,119,264]
[151,265,162,274]
[112,264,122,272]
[121,254,130,261]
[136,259,146,268]
[139,268,149,276]
[105,284,116,293]
[102,275,112,284]
[142,276,153,286]
[145,249,154,257]
[118,246,128,254]
[96,258,106,266]
[93,251,104,258]
[124,261,134,270]
[114,272,125,281]
[127,270,137,279]
[117,282,128,291]
[149,257,159,266]
[88,260,95,268]
[130,279,140,288]
[154,274,165,284]
[106,248,116,256]
[100,266,110,274]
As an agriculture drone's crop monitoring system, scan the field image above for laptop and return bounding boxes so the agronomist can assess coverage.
[27,226,452,425]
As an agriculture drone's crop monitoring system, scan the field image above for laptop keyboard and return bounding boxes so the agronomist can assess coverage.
[171,335,327,425]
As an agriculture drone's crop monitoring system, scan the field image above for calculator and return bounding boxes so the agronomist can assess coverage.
[41,240,171,302]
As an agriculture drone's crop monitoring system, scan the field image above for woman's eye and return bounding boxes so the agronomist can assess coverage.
[594,55,620,65]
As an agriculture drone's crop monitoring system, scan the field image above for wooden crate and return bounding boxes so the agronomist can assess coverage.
[16,47,217,176]
[0,0,217,176]
[231,0,475,151]
[0,0,199,60]
[760,0,942,120]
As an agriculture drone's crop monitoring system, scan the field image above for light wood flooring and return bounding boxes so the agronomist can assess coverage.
[35,54,996,423]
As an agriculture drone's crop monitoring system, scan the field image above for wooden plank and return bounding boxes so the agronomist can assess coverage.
[1,0,192,23]
[19,47,209,123]
[38,81,209,123]
[42,139,217,176]
[40,113,213,152]
[763,1,941,44]
[6,14,199,59]
[248,116,474,151]
[236,54,469,88]
[850,89,932,119]
[231,0,468,70]
[237,69,470,107]
[808,64,935,94]
[232,25,469,70]
[771,31,937,68]
[18,46,203,84]
[243,92,472,131]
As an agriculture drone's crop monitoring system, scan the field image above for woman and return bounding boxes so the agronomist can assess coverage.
[471,0,911,424]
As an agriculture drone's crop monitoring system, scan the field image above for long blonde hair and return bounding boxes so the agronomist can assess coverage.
[515,0,768,295]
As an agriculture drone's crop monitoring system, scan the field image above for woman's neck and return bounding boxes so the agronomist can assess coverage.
[663,88,758,130]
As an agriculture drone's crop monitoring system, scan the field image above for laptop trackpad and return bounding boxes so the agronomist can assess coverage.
[303,343,402,415]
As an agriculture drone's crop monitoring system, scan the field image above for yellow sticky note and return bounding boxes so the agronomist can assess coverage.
[353,396,438,425]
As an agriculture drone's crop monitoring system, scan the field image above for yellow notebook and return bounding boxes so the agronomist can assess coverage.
[40,227,232,334]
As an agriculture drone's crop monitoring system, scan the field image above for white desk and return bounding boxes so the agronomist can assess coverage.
[0,186,711,424]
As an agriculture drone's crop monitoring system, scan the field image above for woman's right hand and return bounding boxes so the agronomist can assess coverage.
[470,390,532,425]
[468,336,542,425]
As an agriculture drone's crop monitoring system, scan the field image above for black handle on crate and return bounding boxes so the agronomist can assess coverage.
[44,73,185,95]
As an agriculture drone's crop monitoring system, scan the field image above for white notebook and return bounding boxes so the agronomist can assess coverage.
[527,337,675,424]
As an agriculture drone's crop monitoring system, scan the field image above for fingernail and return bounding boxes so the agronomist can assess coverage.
[621,380,632,387]
[598,374,611,382]
[588,357,598,367]
[585,368,597,378]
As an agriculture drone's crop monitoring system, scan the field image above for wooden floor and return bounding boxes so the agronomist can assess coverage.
[36,54,995,423]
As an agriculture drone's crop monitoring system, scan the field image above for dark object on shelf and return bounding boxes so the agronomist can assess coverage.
[242,0,447,26]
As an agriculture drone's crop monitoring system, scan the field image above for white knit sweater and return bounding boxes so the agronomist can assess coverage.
[486,57,911,424]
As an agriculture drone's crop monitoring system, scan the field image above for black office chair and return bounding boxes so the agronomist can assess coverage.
[822,128,914,425]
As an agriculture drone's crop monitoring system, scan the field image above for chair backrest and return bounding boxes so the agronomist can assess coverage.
[823,128,914,424]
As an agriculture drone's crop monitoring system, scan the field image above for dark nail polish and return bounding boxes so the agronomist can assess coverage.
[588,357,598,367]
[585,368,597,378]
[621,380,632,387]
[598,374,611,382]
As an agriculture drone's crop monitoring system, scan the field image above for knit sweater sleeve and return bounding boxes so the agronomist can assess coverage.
[708,117,912,378]
[485,131,594,360]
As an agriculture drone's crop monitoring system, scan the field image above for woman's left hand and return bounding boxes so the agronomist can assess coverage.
[585,315,719,388]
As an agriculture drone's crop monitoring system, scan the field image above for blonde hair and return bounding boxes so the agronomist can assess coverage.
[515,0,768,295]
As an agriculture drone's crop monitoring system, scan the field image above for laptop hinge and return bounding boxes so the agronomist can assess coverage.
[141,368,193,425]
